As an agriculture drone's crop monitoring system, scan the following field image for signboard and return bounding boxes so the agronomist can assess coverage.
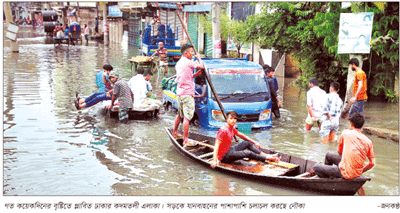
[7,23,19,34]
[209,68,263,75]
[5,31,17,41]
[151,2,182,10]
[108,5,123,17]
[78,2,97,7]
[6,23,18,41]
[337,12,374,54]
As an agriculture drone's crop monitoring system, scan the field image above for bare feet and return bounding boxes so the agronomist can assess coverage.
[183,139,197,147]
[172,132,183,140]
[266,153,280,162]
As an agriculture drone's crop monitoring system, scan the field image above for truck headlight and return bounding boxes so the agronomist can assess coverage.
[259,109,271,121]
[211,110,225,122]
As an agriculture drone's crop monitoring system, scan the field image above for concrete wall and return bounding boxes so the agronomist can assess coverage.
[285,53,301,78]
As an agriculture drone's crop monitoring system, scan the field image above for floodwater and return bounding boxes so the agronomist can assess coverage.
[3,25,399,196]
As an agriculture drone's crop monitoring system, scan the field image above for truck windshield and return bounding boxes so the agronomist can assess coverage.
[209,68,270,102]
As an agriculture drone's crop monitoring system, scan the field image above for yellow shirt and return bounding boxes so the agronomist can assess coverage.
[353,69,368,101]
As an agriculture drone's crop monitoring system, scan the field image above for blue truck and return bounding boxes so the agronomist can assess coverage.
[162,57,272,131]
[141,23,182,65]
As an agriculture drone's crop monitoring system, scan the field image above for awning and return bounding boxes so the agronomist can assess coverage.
[183,4,211,12]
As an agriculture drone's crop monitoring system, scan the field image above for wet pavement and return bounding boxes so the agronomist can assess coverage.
[3,25,399,196]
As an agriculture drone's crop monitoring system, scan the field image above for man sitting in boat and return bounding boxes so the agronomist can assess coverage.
[128,69,162,109]
[211,111,281,168]
[75,64,113,110]
[312,112,375,179]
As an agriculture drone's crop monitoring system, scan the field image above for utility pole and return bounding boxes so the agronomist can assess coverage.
[103,2,109,46]
[212,3,221,58]
[4,2,19,53]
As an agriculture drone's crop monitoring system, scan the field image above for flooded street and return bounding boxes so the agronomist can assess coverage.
[3,26,399,196]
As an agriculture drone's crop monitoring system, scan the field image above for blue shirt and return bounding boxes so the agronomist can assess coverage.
[64,29,69,37]
[96,71,106,93]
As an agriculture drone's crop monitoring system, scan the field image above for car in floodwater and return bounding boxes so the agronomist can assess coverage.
[162,56,272,131]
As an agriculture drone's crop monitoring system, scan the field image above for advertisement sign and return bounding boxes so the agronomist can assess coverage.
[108,5,123,17]
[337,12,374,54]
[151,3,182,9]
[214,40,222,58]
[6,23,18,41]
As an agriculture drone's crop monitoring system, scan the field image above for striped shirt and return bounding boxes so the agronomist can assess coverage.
[156,48,168,62]
[321,92,343,121]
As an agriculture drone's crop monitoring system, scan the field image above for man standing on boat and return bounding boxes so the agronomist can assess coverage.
[305,78,326,131]
[211,111,280,168]
[172,44,204,146]
[312,112,375,179]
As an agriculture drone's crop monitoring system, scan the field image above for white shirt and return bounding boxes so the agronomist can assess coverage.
[307,86,326,118]
[128,74,147,107]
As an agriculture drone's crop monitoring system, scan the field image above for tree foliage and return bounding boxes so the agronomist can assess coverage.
[199,8,250,56]
[366,2,399,102]
[245,2,399,101]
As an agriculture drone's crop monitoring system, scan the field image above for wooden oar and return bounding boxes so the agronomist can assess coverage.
[175,10,238,142]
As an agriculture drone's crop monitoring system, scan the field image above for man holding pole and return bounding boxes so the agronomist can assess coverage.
[172,44,204,146]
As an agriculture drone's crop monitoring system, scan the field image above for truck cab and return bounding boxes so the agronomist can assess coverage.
[162,57,272,130]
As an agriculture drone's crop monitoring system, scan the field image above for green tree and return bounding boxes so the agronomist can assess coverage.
[365,2,399,102]
[245,2,399,101]
[223,14,249,56]
[246,2,344,91]
[199,8,250,57]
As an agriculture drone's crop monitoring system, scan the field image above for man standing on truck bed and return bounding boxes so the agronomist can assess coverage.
[172,44,204,146]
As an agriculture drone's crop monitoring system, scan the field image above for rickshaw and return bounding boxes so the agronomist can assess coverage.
[69,22,82,45]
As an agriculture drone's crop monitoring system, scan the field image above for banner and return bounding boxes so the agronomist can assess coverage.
[337,12,374,54]
[108,5,123,17]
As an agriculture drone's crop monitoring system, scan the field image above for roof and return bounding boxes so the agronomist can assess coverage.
[201,58,262,70]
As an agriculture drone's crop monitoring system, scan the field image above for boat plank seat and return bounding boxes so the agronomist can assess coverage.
[218,160,297,176]
[198,152,214,159]
[295,172,315,178]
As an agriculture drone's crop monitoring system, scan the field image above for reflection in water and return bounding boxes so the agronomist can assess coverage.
[3,26,399,196]
[213,176,234,196]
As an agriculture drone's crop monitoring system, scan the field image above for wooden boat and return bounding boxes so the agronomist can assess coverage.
[164,127,371,195]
